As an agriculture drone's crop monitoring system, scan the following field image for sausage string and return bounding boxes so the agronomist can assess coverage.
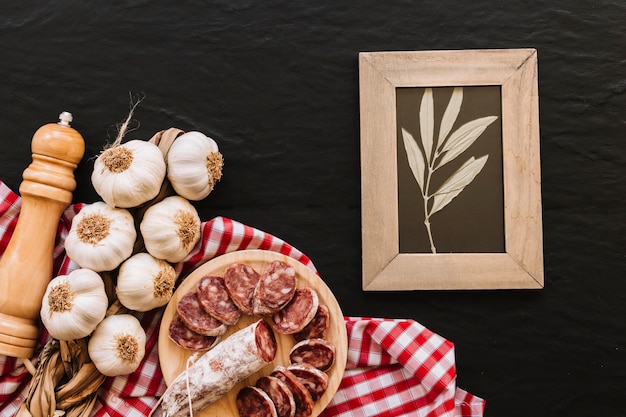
[185,354,200,417]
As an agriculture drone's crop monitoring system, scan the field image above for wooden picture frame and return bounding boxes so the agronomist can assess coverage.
[360,49,543,290]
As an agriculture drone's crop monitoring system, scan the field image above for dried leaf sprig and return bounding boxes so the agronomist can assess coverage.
[401,87,497,253]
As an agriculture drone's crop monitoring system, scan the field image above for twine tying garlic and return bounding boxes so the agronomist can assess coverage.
[91,98,168,209]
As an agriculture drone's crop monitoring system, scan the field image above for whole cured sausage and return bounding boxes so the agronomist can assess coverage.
[156,320,277,417]
[289,338,335,372]
[253,260,297,316]
[197,275,241,325]
[236,386,278,417]
[256,375,296,417]
[224,262,260,315]
[272,287,319,335]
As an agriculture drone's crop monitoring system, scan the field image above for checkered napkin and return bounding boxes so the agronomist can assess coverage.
[0,181,484,417]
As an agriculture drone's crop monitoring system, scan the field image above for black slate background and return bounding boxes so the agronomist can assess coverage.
[1,1,625,416]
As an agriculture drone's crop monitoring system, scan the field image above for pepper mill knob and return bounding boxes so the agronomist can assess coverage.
[0,112,85,358]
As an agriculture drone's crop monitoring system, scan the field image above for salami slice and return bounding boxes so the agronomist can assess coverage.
[177,291,227,337]
[270,366,314,417]
[236,386,278,417]
[167,315,219,351]
[256,375,296,417]
[289,338,335,372]
[224,262,260,315]
[253,260,297,316]
[272,288,319,335]
[287,363,329,402]
[197,275,241,325]
[293,304,330,341]
[158,320,278,417]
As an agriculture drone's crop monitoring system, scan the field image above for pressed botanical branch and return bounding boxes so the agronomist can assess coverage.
[401,87,497,253]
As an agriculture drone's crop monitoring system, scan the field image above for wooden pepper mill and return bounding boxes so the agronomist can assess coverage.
[0,112,84,358]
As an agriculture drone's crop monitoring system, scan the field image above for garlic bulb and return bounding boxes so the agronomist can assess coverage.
[88,314,146,377]
[140,196,201,263]
[166,131,224,200]
[65,201,137,272]
[92,139,166,208]
[40,268,108,341]
[116,252,177,311]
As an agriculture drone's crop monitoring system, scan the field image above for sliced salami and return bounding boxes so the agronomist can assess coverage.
[158,320,277,417]
[253,260,297,316]
[270,366,314,417]
[272,288,319,335]
[293,304,330,341]
[289,338,335,372]
[167,314,219,351]
[224,262,260,315]
[287,363,329,402]
[255,375,296,417]
[197,275,241,325]
[177,291,227,337]
[236,386,278,417]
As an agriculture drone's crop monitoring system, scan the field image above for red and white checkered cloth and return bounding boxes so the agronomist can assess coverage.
[0,180,484,417]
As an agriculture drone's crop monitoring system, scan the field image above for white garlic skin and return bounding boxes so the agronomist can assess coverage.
[166,131,224,201]
[88,314,146,377]
[116,252,177,312]
[40,268,108,341]
[64,201,137,272]
[140,196,201,263]
[92,139,166,208]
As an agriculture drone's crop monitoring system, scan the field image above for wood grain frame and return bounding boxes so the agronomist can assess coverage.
[360,49,543,290]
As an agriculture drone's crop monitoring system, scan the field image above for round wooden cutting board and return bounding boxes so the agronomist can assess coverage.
[158,249,347,417]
